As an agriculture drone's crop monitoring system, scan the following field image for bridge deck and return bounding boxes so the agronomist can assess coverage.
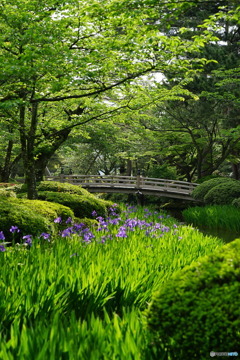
[45,175,198,201]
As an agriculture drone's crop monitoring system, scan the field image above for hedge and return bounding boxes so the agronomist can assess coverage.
[204,181,240,205]
[146,239,240,360]
[18,199,75,223]
[36,181,91,197]
[0,197,54,243]
[232,198,240,208]
[37,191,108,218]
[192,177,235,202]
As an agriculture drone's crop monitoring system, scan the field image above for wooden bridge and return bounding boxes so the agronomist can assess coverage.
[46,174,198,201]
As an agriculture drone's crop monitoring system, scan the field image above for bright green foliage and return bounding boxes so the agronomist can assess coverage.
[0,197,53,241]
[37,181,91,197]
[18,199,75,223]
[0,309,150,360]
[0,0,221,196]
[204,181,240,205]
[0,190,16,198]
[38,191,108,218]
[146,238,240,360]
[192,177,235,201]
[183,205,240,232]
[0,206,223,359]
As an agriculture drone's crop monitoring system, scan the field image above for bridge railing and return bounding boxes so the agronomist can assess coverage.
[45,174,198,194]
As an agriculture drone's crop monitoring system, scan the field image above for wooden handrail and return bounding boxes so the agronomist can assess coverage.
[45,174,198,197]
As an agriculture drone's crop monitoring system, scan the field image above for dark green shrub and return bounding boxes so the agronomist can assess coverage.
[196,175,221,184]
[192,177,235,201]
[204,181,240,205]
[0,198,53,242]
[146,238,240,360]
[38,191,108,218]
[232,198,240,208]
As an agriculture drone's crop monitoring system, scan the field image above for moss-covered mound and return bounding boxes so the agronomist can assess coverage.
[36,181,91,197]
[37,191,108,218]
[0,197,54,242]
[192,177,235,202]
[204,181,240,205]
[146,239,240,360]
[17,199,74,223]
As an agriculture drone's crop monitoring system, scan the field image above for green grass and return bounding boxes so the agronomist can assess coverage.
[0,204,223,359]
[182,205,240,233]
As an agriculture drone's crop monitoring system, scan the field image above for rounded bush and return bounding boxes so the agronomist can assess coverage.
[192,177,235,201]
[37,191,108,218]
[0,198,53,242]
[146,238,240,360]
[18,199,74,223]
[37,181,91,197]
[196,175,220,184]
[204,181,240,205]
[232,198,240,208]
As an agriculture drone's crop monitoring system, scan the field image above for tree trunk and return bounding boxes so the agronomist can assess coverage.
[0,140,13,182]
[35,128,72,181]
[232,163,240,180]
[19,104,38,199]
[126,159,132,176]
[25,160,38,199]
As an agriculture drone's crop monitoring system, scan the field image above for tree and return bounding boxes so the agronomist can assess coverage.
[138,1,240,180]
[0,0,220,197]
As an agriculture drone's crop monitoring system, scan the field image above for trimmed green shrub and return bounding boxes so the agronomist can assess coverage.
[16,199,75,223]
[232,198,240,208]
[146,239,240,360]
[0,197,53,242]
[37,191,108,218]
[196,175,220,184]
[204,181,240,205]
[36,181,91,197]
[192,177,235,201]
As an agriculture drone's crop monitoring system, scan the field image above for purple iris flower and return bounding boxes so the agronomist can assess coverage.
[0,245,6,252]
[54,217,62,224]
[0,231,5,241]
[10,225,20,233]
[65,217,73,224]
[39,233,51,241]
[92,210,98,217]
[83,230,95,243]
[61,228,73,237]
[23,235,32,246]
[108,218,120,225]
[73,223,85,232]
[116,226,127,238]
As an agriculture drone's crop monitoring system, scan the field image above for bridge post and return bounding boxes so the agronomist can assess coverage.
[60,167,65,183]
[136,190,144,206]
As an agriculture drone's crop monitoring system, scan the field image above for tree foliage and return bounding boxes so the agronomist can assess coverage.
[0,0,239,195]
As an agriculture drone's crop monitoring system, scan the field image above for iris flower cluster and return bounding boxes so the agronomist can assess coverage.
[0,204,181,252]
